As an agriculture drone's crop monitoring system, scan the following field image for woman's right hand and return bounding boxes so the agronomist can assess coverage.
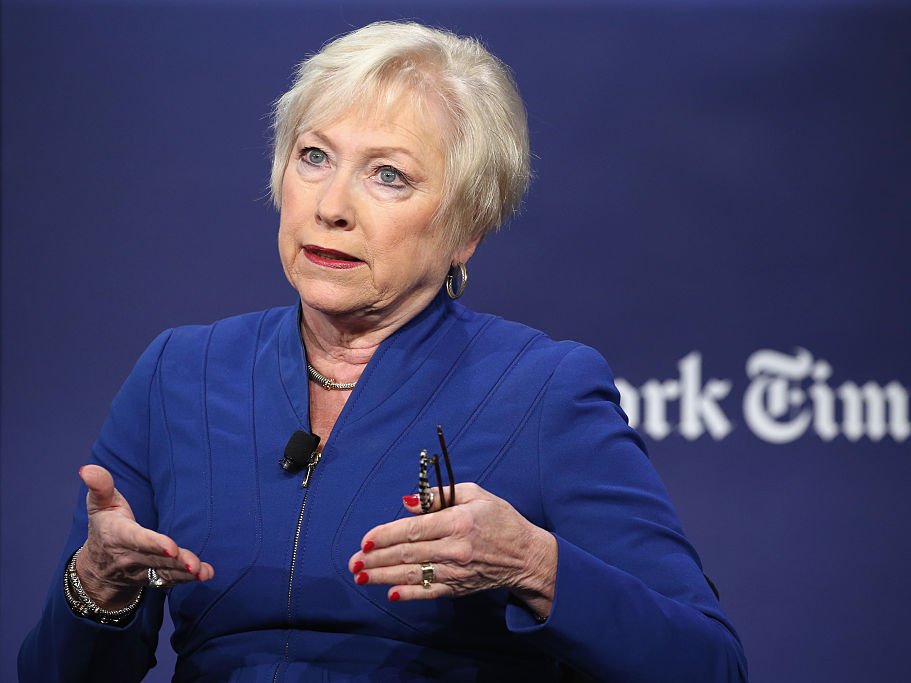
[75,464,215,609]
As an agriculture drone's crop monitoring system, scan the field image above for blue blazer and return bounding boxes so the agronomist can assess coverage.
[20,291,747,682]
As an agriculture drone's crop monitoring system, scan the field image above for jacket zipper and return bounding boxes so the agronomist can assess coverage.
[273,449,323,682]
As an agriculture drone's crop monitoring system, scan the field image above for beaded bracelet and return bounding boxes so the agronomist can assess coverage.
[63,547,143,625]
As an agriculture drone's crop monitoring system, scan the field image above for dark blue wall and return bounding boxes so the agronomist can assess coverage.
[3,2,909,681]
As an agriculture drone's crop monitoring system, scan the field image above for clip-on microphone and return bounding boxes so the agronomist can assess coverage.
[280,430,321,473]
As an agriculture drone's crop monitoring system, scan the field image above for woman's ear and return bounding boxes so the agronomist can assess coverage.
[453,236,481,266]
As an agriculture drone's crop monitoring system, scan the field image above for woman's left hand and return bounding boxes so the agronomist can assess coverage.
[348,482,557,618]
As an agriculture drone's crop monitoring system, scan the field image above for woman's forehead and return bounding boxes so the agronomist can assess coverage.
[298,84,455,147]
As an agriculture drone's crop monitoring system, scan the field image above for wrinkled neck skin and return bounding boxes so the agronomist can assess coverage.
[299,286,439,384]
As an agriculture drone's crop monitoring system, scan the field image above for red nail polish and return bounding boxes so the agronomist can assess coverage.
[162,549,173,558]
[402,494,420,507]
[390,591,401,602]
[184,564,193,573]
[356,572,369,585]
[363,540,375,553]
[195,572,201,580]
[353,560,364,573]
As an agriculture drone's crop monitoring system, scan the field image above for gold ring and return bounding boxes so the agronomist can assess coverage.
[420,562,434,589]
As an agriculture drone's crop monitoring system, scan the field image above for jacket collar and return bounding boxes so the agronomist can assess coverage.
[277,288,458,433]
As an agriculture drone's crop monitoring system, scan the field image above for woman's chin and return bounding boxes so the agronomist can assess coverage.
[297,284,375,320]
[294,277,439,328]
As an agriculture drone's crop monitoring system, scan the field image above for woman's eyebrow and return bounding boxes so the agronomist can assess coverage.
[362,146,421,161]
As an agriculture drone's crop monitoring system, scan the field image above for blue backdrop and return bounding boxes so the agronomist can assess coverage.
[3,1,909,681]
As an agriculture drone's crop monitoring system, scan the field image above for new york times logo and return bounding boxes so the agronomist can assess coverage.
[615,349,910,443]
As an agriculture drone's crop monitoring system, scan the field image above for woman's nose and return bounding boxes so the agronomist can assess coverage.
[315,173,353,229]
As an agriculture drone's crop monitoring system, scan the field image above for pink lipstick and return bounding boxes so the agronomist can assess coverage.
[303,245,363,269]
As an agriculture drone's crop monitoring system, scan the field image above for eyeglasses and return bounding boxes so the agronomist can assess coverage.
[418,425,455,512]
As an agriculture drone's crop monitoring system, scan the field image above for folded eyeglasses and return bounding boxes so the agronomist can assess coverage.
[418,425,455,513]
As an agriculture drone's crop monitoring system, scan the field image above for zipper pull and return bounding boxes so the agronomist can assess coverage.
[301,450,322,488]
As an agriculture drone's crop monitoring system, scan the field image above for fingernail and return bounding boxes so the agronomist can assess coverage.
[356,572,369,585]
[78,466,85,477]
[353,560,364,573]
[402,494,420,507]
[390,591,401,602]
[162,549,173,558]
[195,572,202,580]
[363,540,375,553]
[184,564,193,573]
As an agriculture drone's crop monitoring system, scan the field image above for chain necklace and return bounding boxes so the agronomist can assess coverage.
[306,363,357,391]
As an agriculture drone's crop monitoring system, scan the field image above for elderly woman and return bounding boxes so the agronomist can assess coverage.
[20,21,747,683]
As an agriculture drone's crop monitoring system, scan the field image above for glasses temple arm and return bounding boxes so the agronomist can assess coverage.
[436,425,456,507]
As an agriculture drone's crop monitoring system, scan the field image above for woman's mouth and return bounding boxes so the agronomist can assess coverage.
[303,245,364,269]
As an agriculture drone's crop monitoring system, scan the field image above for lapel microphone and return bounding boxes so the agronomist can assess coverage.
[281,430,321,473]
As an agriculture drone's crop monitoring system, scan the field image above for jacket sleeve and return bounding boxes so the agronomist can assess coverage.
[505,344,749,683]
[19,330,173,683]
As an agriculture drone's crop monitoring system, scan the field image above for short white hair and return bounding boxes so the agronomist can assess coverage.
[271,21,530,252]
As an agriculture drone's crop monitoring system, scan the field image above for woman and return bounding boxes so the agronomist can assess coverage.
[20,21,747,682]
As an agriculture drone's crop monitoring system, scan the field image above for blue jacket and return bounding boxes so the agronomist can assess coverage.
[20,292,747,682]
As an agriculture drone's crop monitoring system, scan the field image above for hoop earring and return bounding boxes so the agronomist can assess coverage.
[445,263,468,299]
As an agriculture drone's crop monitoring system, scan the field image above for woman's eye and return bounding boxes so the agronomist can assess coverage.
[303,148,326,165]
[376,166,401,185]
